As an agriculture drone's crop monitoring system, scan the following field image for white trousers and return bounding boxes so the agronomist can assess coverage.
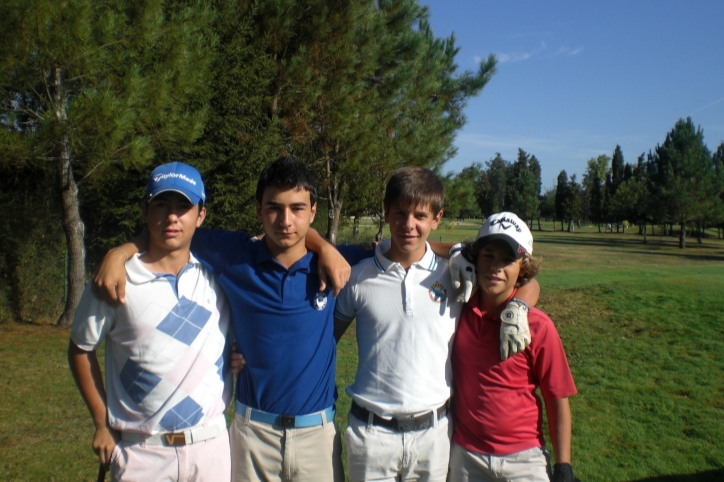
[344,411,451,482]
[110,427,231,482]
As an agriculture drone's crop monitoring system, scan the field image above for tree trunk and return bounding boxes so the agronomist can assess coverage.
[697,223,703,244]
[323,154,344,245]
[537,218,542,231]
[375,199,385,241]
[597,223,601,233]
[642,222,647,243]
[352,216,359,236]
[53,67,86,327]
[679,220,686,249]
[567,220,573,232]
[560,219,564,231]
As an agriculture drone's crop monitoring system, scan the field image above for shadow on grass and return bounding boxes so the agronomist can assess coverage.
[629,468,724,481]
[534,234,724,262]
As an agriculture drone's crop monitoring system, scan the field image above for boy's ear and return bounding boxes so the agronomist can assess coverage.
[431,209,444,229]
[255,201,262,221]
[196,206,206,228]
[310,202,317,223]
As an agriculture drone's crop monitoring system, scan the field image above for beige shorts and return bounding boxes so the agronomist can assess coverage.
[230,406,343,482]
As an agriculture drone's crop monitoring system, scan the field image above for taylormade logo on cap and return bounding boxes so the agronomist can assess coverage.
[476,212,533,257]
[152,172,198,186]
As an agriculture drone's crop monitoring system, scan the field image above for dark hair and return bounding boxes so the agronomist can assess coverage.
[383,166,444,214]
[255,156,317,205]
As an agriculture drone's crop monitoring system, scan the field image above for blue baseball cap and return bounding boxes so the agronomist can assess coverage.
[145,162,206,205]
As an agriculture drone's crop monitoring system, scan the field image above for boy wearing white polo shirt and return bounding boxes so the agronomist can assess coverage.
[69,162,232,481]
[334,167,538,482]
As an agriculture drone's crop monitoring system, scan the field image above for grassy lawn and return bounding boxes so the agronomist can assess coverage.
[1,223,723,481]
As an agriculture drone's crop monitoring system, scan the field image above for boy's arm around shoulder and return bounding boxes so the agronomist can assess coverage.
[306,228,351,298]
[92,234,148,305]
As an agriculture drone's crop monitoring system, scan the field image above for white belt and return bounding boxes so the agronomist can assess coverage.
[121,415,226,446]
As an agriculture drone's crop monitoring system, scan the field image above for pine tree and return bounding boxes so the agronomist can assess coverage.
[650,118,717,248]
[0,0,214,325]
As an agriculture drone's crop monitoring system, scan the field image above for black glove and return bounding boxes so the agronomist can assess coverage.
[551,463,580,482]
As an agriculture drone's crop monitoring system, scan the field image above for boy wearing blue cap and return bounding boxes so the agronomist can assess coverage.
[69,162,234,481]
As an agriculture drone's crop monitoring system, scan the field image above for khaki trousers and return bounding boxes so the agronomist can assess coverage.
[448,443,551,482]
[230,408,343,482]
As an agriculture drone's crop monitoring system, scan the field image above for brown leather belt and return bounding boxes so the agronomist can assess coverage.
[350,400,448,432]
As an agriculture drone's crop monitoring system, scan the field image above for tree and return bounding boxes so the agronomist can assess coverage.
[650,118,718,248]
[554,170,569,231]
[0,1,214,325]
[506,150,539,223]
[475,153,509,216]
[582,154,609,232]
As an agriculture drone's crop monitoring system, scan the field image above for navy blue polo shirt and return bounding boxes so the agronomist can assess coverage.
[191,229,367,416]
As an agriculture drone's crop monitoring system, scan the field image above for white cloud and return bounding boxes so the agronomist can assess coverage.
[485,42,583,64]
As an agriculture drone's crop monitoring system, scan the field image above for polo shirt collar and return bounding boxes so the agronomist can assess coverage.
[251,238,314,273]
[467,287,518,320]
[373,241,438,272]
[126,252,201,284]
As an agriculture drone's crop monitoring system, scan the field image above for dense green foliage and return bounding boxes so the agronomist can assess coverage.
[0,0,496,323]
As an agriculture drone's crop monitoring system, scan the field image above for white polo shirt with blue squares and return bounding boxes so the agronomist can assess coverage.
[71,253,231,435]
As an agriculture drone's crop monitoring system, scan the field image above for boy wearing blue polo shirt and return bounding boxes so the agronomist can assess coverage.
[334,167,539,482]
[94,156,363,481]
[69,162,233,481]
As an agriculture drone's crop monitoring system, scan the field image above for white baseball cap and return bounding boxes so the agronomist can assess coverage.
[476,212,533,258]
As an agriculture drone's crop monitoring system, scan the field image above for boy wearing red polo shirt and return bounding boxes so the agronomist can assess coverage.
[450,212,579,482]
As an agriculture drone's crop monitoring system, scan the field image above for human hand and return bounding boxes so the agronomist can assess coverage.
[229,343,246,375]
[317,244,351,298]
[448,244,475,303]
[92,249,129,306]
[500,298,531,360]
[551,463,580,482]
[92,424,119,469]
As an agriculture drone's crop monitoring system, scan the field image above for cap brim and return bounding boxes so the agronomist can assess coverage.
[476,234,525,259]
[147,188,201,205]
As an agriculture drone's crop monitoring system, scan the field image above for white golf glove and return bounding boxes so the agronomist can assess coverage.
[500,298,531,360]
[448,243,476,303]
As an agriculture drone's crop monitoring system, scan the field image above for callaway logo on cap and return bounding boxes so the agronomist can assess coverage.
[476,212,533,258]
[146,162,206,205]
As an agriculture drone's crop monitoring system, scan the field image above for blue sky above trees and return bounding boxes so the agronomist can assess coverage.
[423,0,724,188]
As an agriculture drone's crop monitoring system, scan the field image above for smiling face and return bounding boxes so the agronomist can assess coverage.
[143,192,205,254]
[384,201,443,268]
[476,239,522,309]
[256,185,316,263]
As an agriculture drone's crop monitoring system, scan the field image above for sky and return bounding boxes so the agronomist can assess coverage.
[422,0,724,189]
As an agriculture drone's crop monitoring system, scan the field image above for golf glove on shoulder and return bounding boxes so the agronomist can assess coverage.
[500,298,531,360]
[448,243,476,303]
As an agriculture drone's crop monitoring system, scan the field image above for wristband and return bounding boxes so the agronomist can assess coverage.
[448,243,464,257]
[111,247,129,261]
[510,297,529,309]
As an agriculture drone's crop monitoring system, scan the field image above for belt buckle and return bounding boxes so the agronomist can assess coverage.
[395,415,416,432]
[279,415,296,428]
[164,432,187,446]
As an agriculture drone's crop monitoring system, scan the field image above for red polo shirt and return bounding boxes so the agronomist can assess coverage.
[451,290,576,455]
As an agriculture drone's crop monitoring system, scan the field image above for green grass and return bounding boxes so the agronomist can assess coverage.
[1,224,723,481]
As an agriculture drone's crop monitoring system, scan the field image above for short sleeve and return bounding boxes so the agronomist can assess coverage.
[530,312,577,401]
[334,283,356,322]
[70,283,116,351]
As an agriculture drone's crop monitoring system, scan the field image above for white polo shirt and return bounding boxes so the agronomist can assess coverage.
[335,242,462,418]
[71,253,231,435]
